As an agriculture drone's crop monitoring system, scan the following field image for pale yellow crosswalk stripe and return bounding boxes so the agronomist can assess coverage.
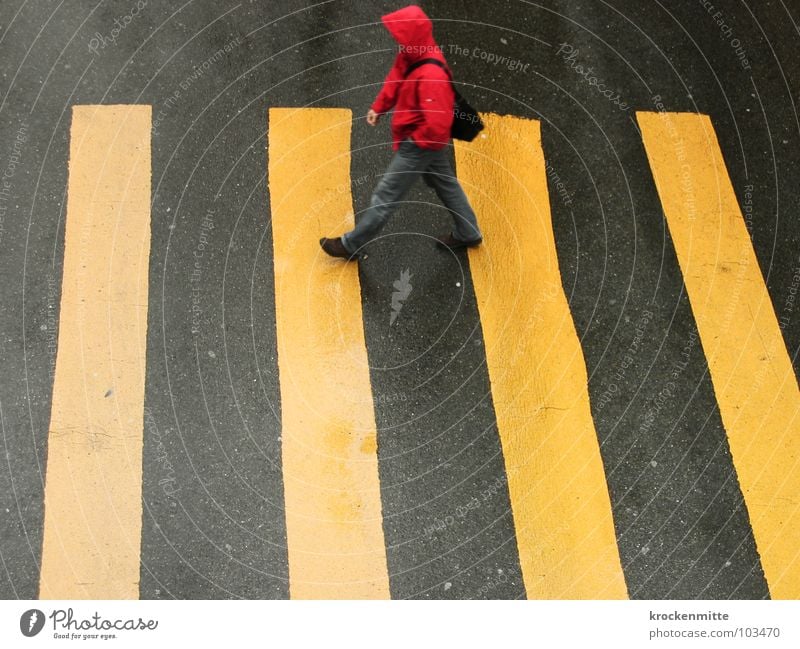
[268,108,390,599]
[39,105,151,599]
[455,114,628,598]
[638,111,800,599]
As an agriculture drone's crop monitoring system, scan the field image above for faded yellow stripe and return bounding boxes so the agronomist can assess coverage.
[39,105,151,599]
[638,111,800,599]
[268,108,389,599]
[455,114,627,599]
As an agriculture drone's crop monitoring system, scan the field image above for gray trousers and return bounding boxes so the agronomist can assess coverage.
[341,137,482,254]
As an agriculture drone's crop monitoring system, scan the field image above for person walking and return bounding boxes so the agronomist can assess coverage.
[320,4,483,260]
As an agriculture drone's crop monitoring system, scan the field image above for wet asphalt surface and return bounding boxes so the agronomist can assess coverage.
[1,0,799,599]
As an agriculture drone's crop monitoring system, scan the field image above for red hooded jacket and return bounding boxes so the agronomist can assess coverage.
[371,5,454,150]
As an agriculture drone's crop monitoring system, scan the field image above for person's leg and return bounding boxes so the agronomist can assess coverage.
[341,139,431,254]
[423,149,482,243]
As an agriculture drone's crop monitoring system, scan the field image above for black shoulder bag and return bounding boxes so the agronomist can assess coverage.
[405,57,484,142]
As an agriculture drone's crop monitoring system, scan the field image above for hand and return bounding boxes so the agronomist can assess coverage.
[366,109,379,126]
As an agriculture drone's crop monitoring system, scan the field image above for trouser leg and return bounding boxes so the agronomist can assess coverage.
[341,140,429,254]
[423,149,482,242]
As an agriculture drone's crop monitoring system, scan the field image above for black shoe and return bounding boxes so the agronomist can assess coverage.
[320,237,357,260]
[435,232,482,251]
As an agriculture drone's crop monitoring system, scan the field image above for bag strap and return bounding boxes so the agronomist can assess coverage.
[404,57,453,80]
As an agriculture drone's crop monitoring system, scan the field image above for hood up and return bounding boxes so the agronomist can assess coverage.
[381,5,439,60]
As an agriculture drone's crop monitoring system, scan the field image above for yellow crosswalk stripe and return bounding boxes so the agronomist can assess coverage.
[39,105,151,599]
[454,114,628,598]
[268,107,390,599]
[638,111,800,598]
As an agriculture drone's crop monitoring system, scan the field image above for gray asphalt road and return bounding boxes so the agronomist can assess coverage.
[1,0,798,599]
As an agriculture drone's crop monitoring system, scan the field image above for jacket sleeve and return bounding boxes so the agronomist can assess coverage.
[410,76,454,149]
[371,54,405,115]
